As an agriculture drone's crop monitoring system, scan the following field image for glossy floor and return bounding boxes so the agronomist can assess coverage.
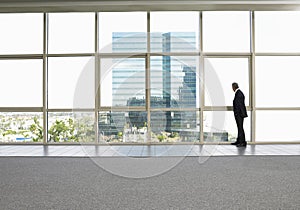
[0,144,299,157]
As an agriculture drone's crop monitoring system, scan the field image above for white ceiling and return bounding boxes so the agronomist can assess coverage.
[0,0,300,12]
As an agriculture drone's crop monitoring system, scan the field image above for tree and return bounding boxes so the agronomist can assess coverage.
[29,117,43,142]
[2,130,17,136]
[49,120,67,142]
[157,134,167,142]
[48,118,77,142]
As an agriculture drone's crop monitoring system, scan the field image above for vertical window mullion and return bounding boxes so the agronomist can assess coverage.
[95,12,99,144]
[250,11,256,143]
[199,11,204,144]
[146,12,151,143]
[43,13,48,144]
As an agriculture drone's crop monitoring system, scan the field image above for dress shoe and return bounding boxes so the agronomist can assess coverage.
[236,142,247,147]
[231,141,239,145]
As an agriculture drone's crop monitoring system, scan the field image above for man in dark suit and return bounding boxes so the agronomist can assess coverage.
[231,82,248,147]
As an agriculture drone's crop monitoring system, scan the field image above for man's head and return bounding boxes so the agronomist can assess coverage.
[232,82,239,92]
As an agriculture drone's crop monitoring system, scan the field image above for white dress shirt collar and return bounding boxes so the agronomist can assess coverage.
[234,88,240,93]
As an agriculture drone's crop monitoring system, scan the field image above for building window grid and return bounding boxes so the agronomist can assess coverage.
[0,11,299,144]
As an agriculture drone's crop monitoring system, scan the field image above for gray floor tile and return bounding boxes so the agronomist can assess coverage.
[0,144,300,157]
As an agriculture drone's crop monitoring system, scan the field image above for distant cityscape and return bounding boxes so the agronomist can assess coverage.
[99,32,228,142]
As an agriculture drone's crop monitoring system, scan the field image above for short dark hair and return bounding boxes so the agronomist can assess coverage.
[232,82,239,89]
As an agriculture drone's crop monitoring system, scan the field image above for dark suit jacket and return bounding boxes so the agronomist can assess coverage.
[233,89,248,118]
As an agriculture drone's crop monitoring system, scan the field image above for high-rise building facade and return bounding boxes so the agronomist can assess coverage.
[99,32,198,142]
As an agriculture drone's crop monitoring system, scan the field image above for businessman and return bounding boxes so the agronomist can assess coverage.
[231,82,248,147]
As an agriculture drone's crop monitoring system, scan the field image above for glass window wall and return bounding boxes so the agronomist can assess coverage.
[150,12,199,52]
[48,112,95,143]
[204,111,251,142]
[99,12,147,53]
[203,11,250,52]
[256,111,300,142]
[150,56,199,108]
[48,57,95,109]
[0,13,43,54]
[100,58,145,107]
[151,111,200,142]
[0,11,299,143]
[0,59,43,107]
[99,111,147,143]
[48,13,95,53]
[204,58,249,107]
[255,11,300,52]
[256,56,300,107]
[0,112,43,143]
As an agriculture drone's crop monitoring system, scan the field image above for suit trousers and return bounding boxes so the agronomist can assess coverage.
[234,115,246,143]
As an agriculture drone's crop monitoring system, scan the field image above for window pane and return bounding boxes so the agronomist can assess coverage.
[256,111,300,142]
[99,111,147,143]
[256,56,300,107]
[255,11,300,52]
[99,12,147,53]
[150,56,199,108]
[0,112,43,143]
[204,111,250,142]
[203,11,250,52]
[151,111,200,142]
[0,59,42,107]
[48,57,95,109]
[48,112,95,143]
[204,58,249,106]
[48,13,95,53]
[150,12,199,52]
[0,13,43,54]
[100,58,145,107]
